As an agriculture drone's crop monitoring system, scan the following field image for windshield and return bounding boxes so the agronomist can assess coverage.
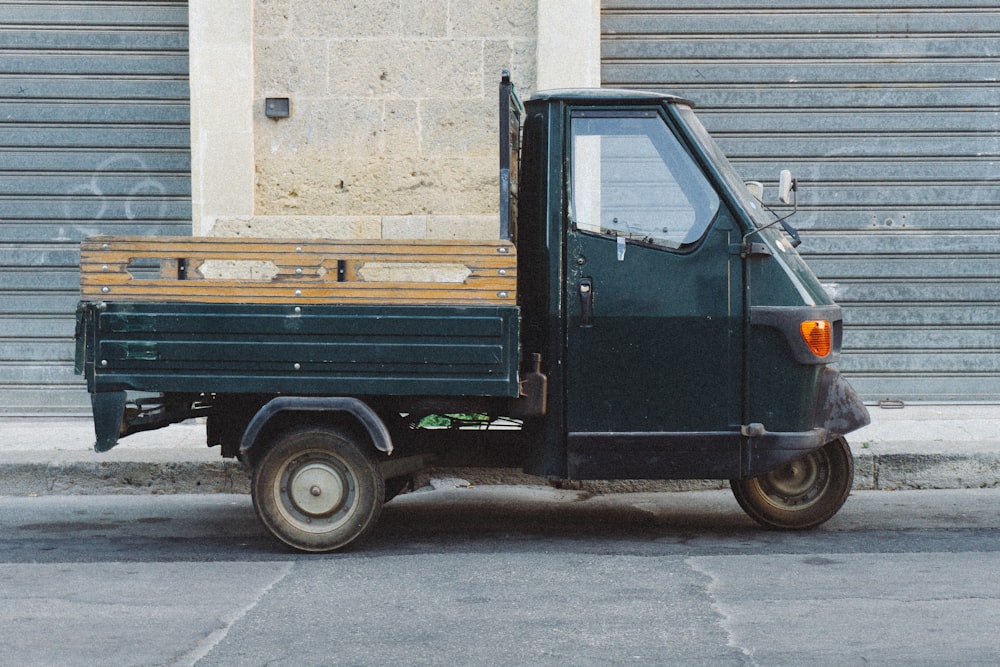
[569,111,721,250]
[674,105,772,229]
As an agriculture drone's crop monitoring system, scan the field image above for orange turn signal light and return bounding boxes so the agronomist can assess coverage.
[800,320,832,357]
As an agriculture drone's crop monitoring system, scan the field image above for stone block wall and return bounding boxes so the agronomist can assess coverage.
[238,0,537,240]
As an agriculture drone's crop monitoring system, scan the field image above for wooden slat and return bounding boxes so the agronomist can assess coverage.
[80,236,518,305]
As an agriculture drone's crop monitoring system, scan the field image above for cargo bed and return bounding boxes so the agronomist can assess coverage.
[75,235,522,451]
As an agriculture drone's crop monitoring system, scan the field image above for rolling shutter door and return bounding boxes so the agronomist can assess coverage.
[603,1,1000,401]
[0,1,191,415]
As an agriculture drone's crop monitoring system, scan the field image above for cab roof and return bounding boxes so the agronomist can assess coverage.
[528,88,693,106]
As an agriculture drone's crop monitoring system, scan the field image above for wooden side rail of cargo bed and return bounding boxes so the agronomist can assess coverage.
[80,236,517,306]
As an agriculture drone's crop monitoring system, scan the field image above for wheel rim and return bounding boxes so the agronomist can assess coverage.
[754,448,831,511]
[274,450,358,534]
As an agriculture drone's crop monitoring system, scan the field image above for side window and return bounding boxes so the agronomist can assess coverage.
[570,113,720,250]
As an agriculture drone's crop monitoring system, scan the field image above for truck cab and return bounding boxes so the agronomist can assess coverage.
[517,84,867,476]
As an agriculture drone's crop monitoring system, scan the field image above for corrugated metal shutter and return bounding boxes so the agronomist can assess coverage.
[603,1,1000,402]
[0,1,191,415]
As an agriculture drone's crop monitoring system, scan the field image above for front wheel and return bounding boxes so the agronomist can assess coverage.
[252,426,384,552]
[731,437,854,530]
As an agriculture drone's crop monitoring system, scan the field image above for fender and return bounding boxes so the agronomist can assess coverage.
[741,368,870,477]
[238,396,394,458]
[813,366,871,437]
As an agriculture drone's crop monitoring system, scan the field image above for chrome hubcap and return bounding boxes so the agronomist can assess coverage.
[757,450,830,510]
[287,462,346,517]
[275,450,358,533]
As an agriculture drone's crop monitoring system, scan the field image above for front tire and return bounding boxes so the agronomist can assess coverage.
[252,426,384,552]
[731,437,853,530]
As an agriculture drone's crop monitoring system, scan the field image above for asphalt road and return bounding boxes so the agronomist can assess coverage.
[1,487,998,666]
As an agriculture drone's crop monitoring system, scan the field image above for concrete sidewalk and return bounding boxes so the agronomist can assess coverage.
[1,404,999,495]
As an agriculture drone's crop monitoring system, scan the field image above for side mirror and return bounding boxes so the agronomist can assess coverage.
[745,181,764,200]
[743,169,802,249]
[778,169,795,205]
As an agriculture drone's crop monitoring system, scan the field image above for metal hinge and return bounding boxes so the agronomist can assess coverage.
[729,242,772,258]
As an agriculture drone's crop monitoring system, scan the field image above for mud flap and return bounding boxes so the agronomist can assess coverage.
[91,391,126,453]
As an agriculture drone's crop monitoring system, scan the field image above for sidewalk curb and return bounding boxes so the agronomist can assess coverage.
[854,451,1000,491]
[1,451,997,496]
[0,458,251,497]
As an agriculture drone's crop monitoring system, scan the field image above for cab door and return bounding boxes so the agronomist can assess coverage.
[563,108,744,479]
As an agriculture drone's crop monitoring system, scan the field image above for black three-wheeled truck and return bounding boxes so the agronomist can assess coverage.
[76,75,869,551]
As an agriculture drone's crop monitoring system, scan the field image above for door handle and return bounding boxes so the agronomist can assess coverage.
[578,277,593,327]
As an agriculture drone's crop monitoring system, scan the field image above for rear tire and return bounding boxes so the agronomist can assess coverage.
[252,426,384,552]
[731,437,853,530]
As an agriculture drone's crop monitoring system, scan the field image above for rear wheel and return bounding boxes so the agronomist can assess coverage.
[252,426,384,552]
[731,437,853,530]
